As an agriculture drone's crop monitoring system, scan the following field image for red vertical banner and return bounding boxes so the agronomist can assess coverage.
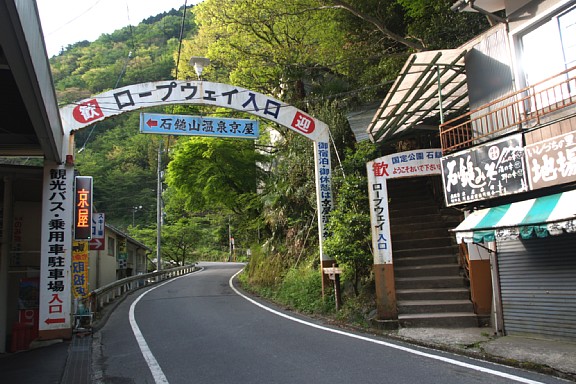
[74,176,93,240]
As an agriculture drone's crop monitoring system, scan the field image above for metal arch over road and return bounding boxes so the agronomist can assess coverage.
[59,81,329,142]
[60,80,332,255]
[58,79,333,255]
[47,80,332,330]
[58,80,332,260]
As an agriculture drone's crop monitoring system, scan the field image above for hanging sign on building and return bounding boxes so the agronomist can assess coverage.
[367,149,443,264]
[525,131,576,190]
[72,241,89,299]
[89,213,106,250]
[39,164,74,332]
[140,112,259,139]
[74,176,93,240]
[441,134,528,206]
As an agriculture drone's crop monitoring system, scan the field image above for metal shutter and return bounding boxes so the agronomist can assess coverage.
[496,233,576,340]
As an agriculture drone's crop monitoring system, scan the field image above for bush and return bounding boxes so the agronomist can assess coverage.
[274,266,333,314]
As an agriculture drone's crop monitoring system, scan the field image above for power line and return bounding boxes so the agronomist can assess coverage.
[174,1,189,81]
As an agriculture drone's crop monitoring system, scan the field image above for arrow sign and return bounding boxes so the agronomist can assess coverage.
[146,118,158,128]
[89,237,104,251]
[45,318,66,324]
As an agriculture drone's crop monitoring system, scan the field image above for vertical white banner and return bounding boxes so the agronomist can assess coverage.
[367,149,442,265]
[314,139,333,261]
[367,161,392,264]
[39,163,74,331]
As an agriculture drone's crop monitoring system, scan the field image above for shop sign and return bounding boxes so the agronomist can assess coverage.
[74,176,93,240]
[441,134,527,206]
[525,131,576,189]
[72,241,89,299]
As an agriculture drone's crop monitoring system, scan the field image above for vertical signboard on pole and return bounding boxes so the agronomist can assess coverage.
[39,163,74,335]
[314,138,333,264]
[74,176,93,240]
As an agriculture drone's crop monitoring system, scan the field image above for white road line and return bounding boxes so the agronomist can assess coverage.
[129,268,203,384]
[228,269,545,384]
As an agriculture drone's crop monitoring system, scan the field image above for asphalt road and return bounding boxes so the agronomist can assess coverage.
[95,262,567,384]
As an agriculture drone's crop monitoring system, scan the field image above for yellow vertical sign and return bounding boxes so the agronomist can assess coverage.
[72,241,89,299]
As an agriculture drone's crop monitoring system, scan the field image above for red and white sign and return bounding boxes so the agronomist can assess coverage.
[72,99,103,124]
[89,237,105,251]
[39,164,74,332]
[291,111,315,134]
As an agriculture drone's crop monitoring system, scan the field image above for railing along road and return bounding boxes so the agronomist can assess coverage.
[76,264,198,330]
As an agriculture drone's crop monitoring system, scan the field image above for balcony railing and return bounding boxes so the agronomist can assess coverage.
[440,65,576,154]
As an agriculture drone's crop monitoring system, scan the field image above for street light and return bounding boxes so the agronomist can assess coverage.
[189,56,210,80]
[132,205,142,226]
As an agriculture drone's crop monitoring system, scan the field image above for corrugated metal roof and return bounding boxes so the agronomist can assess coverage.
[367,49,469,143]
[346,103,380,142]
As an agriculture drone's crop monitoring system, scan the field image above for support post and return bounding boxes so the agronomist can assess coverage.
[0,177,13,352]
[156,142,162,272]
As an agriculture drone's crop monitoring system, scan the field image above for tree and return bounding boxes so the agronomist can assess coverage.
[166,137,267,215]
[323,141,379,296]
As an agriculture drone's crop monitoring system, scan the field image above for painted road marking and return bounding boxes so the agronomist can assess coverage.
[229,269,546,384]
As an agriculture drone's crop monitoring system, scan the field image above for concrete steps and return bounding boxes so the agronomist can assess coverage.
[398,312,479,328]
[387,177,477,329]
[396,288,471,301]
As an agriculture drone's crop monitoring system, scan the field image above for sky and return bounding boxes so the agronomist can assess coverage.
[37,0,203,58]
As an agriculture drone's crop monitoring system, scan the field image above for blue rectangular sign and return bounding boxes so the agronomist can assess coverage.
[140,113,259,139]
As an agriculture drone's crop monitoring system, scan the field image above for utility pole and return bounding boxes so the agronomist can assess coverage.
[156,142,162,271]
[228,216,232,262]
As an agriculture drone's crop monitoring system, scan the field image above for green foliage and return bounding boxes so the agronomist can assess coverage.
[323,141,379,295]
[166,137,267,214]
[243,244,287,288]
[50,7,197,96]
[241,248,334,314]
[274,266,332,313]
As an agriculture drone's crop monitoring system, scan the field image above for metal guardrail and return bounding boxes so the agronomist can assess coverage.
[440,65,576,154]
[82,264,198,326]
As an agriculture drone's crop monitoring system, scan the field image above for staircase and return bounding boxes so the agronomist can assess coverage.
[387,177,478,328]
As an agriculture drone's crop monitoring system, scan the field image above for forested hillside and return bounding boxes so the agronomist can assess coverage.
[51,0,489,318]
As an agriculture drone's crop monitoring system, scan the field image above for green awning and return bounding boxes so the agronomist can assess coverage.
[453,190,576,243]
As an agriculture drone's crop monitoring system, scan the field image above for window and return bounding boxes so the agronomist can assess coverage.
[107,237,115,256]
[519,6,576,114]
[521,6,576,86]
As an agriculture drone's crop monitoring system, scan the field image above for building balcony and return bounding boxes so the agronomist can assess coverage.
[440,65,576,154]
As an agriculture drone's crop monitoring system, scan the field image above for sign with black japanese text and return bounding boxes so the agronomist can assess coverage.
[140,113,259,139]
[525,131,576,189]
[441,134,527,206]
[60,81,326,142]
